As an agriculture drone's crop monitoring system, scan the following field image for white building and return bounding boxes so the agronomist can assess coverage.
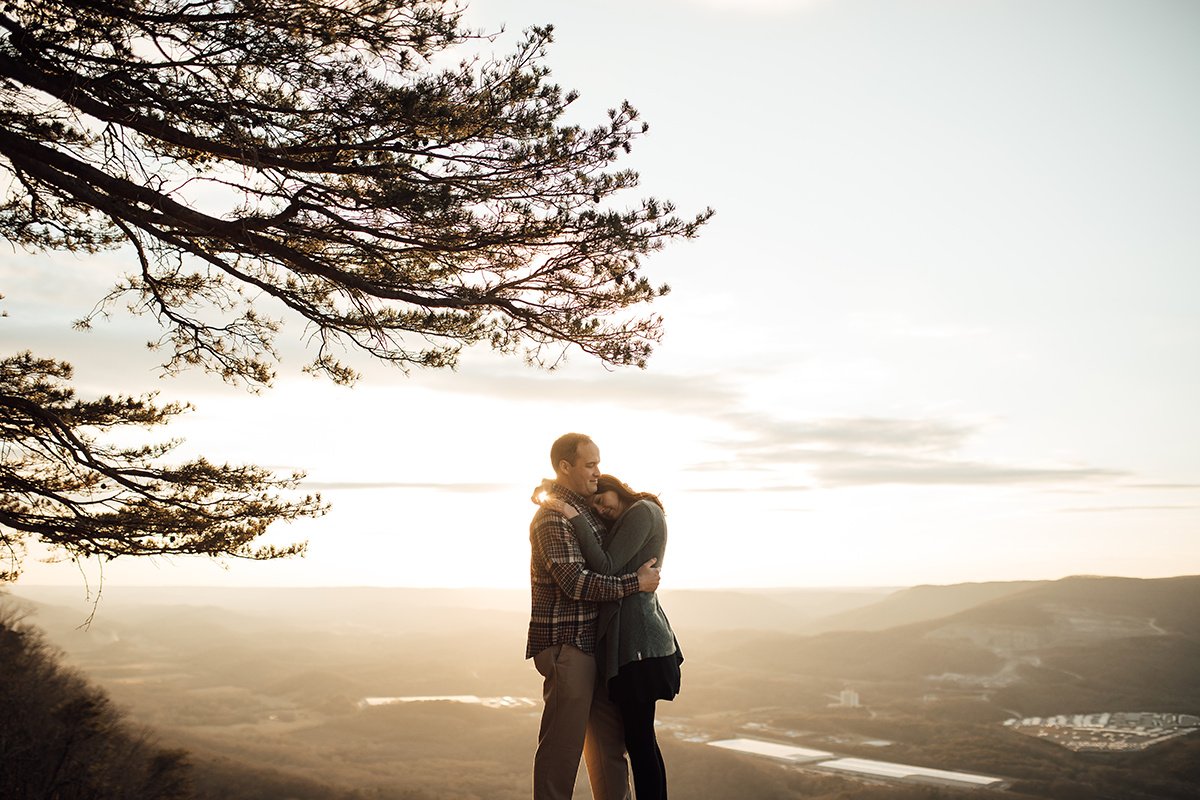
[708,739,834,764]
[819,757,1006,789]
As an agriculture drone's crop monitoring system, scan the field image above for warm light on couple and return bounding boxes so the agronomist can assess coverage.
[526,432,683,800]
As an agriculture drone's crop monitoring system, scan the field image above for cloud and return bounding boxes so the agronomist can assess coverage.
[414,364,740,416]
[298,481,511,493]
[405,365,1128,491]
[818,457,1121,487]
[689,450,1121,488]
[1126,483,1200,491]
[1059,505,1197,514]
[691,413,1124,488]
[679,0,831,12]
[684,484,812,494]
[716,413,976,452]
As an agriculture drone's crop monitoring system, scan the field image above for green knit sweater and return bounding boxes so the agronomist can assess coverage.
[570,500,681,683]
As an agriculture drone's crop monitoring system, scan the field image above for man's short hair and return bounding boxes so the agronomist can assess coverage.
[550,433,594,470]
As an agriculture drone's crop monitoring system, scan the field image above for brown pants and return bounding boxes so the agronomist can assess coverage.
[533,644,630,800]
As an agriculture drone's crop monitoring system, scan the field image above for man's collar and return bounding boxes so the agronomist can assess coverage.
[550,482,590,508]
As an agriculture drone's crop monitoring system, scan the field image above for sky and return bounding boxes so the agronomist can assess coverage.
[4,0,1199,590]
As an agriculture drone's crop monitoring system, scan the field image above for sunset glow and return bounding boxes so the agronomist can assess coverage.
[7,0,1199,590]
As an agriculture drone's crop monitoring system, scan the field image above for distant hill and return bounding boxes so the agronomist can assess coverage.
[660,587,893,633]
[704,575,1200,713]
[11,583,896,638]
[956,574,1200,637]
[801,580,1045,633]
[942,575,1200,712]
[7,585,531,632]
[12,576,1200,717]
[6,577,1199,800]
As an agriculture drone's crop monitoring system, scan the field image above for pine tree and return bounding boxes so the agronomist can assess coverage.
[0,0,707,579]
[0,608,195,798]
[1,352,321,580]
[0,0,711,386]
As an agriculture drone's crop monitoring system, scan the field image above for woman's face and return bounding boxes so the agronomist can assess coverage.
[591,489,624,521]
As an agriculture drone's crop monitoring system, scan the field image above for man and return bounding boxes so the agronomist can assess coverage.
[528,432,661,800]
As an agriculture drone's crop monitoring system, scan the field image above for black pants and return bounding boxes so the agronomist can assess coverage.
[614,695,667,800]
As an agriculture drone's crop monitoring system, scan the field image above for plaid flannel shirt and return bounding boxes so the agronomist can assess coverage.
[526,483,640,659]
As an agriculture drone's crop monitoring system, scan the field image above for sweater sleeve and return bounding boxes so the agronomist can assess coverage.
[534,510,639,601]
[570,502,656,576]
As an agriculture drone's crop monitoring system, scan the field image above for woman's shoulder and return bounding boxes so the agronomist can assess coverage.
[622,499,665,525]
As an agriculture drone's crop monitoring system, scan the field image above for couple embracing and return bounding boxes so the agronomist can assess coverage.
[526,432,684,800]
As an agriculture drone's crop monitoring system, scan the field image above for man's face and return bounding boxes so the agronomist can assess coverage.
[558,441,601,497]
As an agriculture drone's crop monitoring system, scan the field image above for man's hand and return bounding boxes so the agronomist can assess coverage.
[636,558,660,593]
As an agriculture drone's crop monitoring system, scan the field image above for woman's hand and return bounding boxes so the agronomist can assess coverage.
[530,485,578,519]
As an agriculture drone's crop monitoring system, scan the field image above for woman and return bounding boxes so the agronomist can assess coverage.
[537,474,682,800]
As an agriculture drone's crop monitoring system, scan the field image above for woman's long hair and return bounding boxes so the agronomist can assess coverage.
[596,474,664,512]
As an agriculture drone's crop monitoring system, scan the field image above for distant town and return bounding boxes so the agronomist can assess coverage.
[353,695,1200,786]
[1004,712,1200,752]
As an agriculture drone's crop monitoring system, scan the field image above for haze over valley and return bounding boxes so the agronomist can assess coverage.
[5,575,1198,799]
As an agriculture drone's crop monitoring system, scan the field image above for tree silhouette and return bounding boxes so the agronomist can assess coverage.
[1,351,322,581]
[0,608,195,798]
[0,0,710,386]
[0,0,707,580]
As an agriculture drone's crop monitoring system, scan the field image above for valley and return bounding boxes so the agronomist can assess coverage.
[5,575,1199,800]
